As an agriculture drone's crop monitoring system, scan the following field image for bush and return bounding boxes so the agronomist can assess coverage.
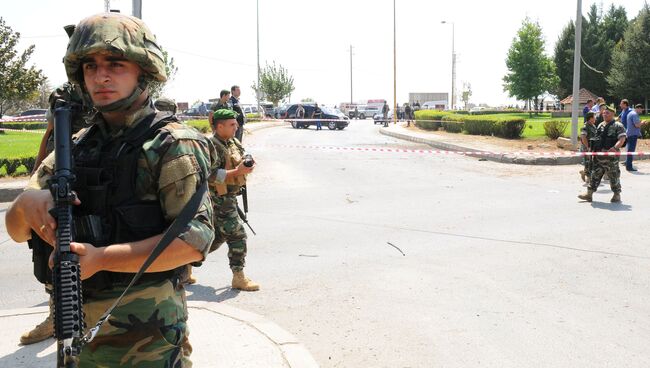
[543,120,569,140]
[415,121,440,130]
[441,116,464,133]
[0,122,48,130]
[0,156,36,177]
[468,109,524,116]
[493,119,526,139]
[462,117,496,136]
[641,121,650,139]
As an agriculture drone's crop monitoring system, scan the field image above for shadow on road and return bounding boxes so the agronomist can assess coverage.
[185,284,239,303]
[0,339,55,367]
[590,201,632,211]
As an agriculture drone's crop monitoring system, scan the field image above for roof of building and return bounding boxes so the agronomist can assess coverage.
[560,88,599,105]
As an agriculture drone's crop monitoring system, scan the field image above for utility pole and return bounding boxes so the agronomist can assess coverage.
[393,0,397,124]
[132,0,142,18]
[441,21,456,110]
[349,45,354,104]
[570,0,583,146]
[104,0,110,12]
[256,0,261,111]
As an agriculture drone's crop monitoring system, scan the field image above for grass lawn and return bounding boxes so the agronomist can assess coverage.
[0,131,42,158]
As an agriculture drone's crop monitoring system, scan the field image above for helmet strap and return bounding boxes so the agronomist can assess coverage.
[95,80,148,113]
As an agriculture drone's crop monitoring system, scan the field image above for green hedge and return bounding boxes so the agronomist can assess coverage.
[543,120,569,140]
[0,122,48,130]
[414,110,526,138]
[467,109,524,116]
[0,156,36,177]
[441,116,464,133]
[642,122,650,139]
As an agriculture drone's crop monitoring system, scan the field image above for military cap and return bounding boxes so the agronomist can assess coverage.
[603,104,616,113]
[213,109,238,121]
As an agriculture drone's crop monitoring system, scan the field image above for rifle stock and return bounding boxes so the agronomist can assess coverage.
[50,101,84,367]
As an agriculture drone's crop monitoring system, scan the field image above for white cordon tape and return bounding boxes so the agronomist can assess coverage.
[0,114,47,123]
[248,144,649,157]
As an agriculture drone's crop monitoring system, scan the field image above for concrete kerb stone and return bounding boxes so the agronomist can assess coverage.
[380,127,583,166]
[0,301,319,368]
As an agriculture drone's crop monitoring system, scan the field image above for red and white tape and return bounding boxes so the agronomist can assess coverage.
[0,114,47,123]
[248,143,648,157]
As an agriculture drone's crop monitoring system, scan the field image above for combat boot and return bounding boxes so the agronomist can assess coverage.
[232,270,260,291]
[20,311,53,345]
[611,193,621,203]
[578,189,594,202]
[579,170,586,182]
[186,265,197,284]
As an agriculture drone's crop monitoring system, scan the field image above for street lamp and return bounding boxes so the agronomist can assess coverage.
[393,0,397,124]
[441,21,456,111]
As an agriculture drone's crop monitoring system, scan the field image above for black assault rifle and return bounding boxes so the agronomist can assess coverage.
[237,186,256,235]
[50,101,84,367]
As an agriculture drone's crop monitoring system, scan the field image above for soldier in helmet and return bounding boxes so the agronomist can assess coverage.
[578,105,627,203]
[209,109,260,291]
[6,13,216,366]
[154,97,177,114]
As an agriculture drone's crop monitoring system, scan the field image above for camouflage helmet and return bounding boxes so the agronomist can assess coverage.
[154,97,177,114]
[64,13,167,85]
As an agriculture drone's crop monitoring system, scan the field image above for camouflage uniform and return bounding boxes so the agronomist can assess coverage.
[30,101,216,367]
[589,120,626,194]
[580,121,598,181]
[26,12,217,366]
[208,135,248,270]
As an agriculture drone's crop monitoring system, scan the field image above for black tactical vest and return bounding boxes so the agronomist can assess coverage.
[71,112,179,294]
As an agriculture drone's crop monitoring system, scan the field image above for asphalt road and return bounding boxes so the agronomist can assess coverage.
[1,119,649,367]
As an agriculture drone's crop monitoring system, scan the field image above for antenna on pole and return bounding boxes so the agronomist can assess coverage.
[104,0,110,12]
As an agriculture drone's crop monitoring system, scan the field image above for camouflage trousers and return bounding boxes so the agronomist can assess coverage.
[79,280,192,368]
[211,194,248,271]
[589,156,621,193]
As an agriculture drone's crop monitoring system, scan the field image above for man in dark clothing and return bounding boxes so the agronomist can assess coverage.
[312,103,323,130]
[230,85,247,142]
[209,89,232,130]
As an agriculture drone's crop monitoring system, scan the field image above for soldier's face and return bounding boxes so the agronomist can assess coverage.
[602,110,614,121]
[233,88,241,98]
[216,119,238,139]
[82,52,142,107]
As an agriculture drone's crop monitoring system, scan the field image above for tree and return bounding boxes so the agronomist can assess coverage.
[553,3,628,101]
[0,17,45,117]
[149,49,178,99]
[608,4,650,104]
[251,61,295,106]
[461,82,472,110]
[301,97,314,103]
[503,18,558,114]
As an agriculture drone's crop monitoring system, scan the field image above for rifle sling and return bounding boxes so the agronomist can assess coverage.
[81,181,208,345]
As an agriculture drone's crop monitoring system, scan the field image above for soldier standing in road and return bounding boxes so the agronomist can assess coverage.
[579,112,597,183]
[404,103,412,127]
[154,97,177,114]
[209,109,260,291]
[382,101,389,127]
[230,85,247,142]
[578,106,627,203]
[6,13,216,366]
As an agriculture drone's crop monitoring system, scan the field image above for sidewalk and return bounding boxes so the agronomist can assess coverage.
[380,123,583,165]
[0,301,318,367]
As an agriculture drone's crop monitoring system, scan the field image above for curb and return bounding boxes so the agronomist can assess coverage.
[0,302,319,368]
[380,127,584,166]
[190,301,319,368]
